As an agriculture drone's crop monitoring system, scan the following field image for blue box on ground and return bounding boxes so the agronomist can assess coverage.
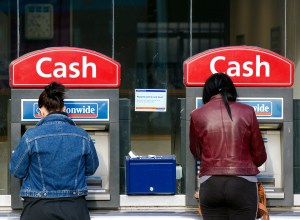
[125,155,176,195]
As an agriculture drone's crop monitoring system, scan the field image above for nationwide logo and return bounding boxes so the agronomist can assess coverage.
[66,103,98,118]
[33,103,98,119]
[240,101,272,117]
[22,99,109,121]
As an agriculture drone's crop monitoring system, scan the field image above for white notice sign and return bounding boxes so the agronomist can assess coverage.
[135,89,167,112]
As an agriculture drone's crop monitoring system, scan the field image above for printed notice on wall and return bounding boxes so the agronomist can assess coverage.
[135,89,167,112]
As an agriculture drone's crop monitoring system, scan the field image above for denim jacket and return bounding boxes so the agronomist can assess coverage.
[9,113,99,198]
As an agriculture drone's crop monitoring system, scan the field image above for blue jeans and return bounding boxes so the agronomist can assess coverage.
[200,176,258,220]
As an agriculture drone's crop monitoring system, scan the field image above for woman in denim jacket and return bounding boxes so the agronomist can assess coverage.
[9,82,99,220]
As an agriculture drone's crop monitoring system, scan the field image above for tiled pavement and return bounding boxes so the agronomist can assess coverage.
[0,208,300,219]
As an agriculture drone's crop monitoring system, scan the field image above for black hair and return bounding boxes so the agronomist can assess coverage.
[38,82,65,112]
[202,73,237,120]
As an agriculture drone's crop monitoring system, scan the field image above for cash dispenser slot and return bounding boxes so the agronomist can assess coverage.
[258,123,284,199]
[77,125,111,201]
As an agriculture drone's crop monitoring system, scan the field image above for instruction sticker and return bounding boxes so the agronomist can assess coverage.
[135,89,167,112]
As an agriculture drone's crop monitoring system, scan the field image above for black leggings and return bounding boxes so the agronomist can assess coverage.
[199,176,258,220]
[21,196,90,220]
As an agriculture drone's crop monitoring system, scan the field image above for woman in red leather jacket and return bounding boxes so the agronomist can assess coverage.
[190,72,267,220]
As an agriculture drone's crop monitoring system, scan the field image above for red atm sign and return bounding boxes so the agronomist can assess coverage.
[10,47,121,88]
[184,46,294,87]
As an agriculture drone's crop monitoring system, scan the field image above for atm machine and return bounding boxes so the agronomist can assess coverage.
[9,47,121,209]
[183,46,294,207]
[238,88,293,207]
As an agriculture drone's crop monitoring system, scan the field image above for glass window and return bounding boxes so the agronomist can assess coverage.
[115,0,190,153]
[72,0,112,55]
[2,0,290,198]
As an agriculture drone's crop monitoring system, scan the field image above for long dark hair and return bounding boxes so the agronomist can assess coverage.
[202,73,237,120]
[38,82,65,112]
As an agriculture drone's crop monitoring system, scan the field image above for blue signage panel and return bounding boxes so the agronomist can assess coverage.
[21,99,109,121]
[196,97,283,120]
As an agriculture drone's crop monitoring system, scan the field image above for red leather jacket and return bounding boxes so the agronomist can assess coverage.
[190,94,267,176]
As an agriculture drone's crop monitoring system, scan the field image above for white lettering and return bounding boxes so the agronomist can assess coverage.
[256,55,270,77]
[210,56,225,73]
[53,62,67,78]
[227,61,240,76]
[69,62,80,78]
[82,56,96,78]
[243,61,253,77]
[209,55,270,77]
[36,56,97,79]
[253,104,270,112]
[36,57,52,78]
[66,105,96,114]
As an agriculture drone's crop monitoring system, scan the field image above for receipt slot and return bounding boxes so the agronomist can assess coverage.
[183,46,294,207]
[9,47,121,209]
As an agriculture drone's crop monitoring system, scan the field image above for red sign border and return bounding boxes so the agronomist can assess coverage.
[184,46,294,87]
[10,47,121,88]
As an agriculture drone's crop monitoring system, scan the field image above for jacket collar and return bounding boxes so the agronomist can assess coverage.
[210,94,222,101]
[36,112,75,127]
[47,111,68,117]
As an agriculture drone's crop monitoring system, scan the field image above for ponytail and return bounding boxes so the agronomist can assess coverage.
[202,73,237,121]
[219,87,232,120]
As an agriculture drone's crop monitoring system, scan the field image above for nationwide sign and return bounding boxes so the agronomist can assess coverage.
[184,46,294,87]
[21,99,109,121]
[196,97,283,119]
[10,47,121,88]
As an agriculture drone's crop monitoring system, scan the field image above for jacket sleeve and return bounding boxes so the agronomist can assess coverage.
[9,135,30,179]
[85,137,99,176]
[189,116,201,160]
[250,109,267,167]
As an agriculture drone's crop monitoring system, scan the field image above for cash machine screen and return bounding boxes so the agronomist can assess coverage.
[87,131,110,190]
[258,129,282,189]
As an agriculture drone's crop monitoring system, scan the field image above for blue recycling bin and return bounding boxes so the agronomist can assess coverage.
[125,155,176,195]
